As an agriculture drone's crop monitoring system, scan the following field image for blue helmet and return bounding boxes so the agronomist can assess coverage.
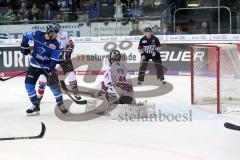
[46,22,61,33]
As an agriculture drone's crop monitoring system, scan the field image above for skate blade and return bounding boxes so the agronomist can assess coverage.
[26,111,40,116]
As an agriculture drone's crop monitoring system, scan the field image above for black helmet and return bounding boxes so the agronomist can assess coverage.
[46,22,61,33]
[109,50,121,64]
[144,27,152,32]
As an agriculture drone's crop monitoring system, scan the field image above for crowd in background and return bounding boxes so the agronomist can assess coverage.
[0,0,236,34]
[0,0,178,22]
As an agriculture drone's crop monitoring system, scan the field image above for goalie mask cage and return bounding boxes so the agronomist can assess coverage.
[191,44,240,114]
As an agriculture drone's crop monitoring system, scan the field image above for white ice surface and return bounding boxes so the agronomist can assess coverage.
[0,76,239,160]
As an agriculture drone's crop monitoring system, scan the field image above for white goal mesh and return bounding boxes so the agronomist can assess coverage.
[191,44,240,113]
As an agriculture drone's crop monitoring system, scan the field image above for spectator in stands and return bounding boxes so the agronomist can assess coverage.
[76,1,88,21]
[17,2,31,22]
[199,21,210,34]
[114,0,124,20]
[85,0,99,20]
[152,25,162,35]
[175,25,186,34]
[17,0,31,8]
[30,3,40,21]
[128,0,142,20]
[161,23,172,35]
[129,22,142,36]
[41,2,54,21]
[2,7,17,21]
[57,0,73,12]
[125,0,133,9]
[99,0,114,18]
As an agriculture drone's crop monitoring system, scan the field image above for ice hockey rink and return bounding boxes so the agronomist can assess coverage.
[0,75,239,160]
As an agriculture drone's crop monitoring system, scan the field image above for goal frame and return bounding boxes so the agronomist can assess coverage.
[190,44,221,114]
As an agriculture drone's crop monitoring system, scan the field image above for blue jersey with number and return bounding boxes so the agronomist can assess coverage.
[22,30,61,70]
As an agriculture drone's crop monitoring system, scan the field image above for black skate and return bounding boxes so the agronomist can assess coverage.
[160,79,166,85]
[57,102,68,114]
[26,103,40,116]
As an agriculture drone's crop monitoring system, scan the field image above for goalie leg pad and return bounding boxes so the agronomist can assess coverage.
[85,100,155,120]
[60,59,74,74]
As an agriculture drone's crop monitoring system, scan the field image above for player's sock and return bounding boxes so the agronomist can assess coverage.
[67,71,81,100]
[69,80,81,100]
[38,81,46,102]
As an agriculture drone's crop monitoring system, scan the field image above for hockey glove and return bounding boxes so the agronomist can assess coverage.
[20,43,31,55]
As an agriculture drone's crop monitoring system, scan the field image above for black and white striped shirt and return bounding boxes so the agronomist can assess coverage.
[138,35,161,54]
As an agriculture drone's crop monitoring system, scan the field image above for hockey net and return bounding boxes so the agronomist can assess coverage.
[191,44,240,113]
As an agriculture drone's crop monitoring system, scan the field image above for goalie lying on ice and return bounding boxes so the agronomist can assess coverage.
[87,50,155,118]
[92,49,135,104]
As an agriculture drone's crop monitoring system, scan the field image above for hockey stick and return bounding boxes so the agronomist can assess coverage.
[60,80,94,96]
[30,55,87,105]
[224,122,240,131]
[0,122,46,141]
[60,80,116,98]
[0,71,25,82]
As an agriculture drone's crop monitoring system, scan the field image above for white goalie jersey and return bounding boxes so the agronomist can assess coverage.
[57,30,70,49]
[101,62,134,99]
[57,30,74,60]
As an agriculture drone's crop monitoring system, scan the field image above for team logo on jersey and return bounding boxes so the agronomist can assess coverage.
[142,40,147,43]
[49,44,57,50]
[38,47,46,55]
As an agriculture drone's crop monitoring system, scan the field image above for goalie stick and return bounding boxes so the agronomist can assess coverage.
[0,122,46,141]
[60,80,94,96]
[0,71,25,82]
[224,122,240,131]
[59,80,116,99]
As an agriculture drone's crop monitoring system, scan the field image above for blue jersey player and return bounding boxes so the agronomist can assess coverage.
[21,23,67,116]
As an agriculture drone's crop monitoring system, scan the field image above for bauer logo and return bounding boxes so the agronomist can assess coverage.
[160,51,191,62]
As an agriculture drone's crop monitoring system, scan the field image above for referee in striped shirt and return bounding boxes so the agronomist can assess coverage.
[138,27,166,85]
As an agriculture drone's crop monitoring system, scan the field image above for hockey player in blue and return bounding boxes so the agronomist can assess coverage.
[21,23,67,116]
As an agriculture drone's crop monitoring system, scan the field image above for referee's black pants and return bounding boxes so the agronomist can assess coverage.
[138,53,165,82]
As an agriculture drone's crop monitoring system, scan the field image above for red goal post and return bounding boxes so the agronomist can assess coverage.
[191,44,240,114]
